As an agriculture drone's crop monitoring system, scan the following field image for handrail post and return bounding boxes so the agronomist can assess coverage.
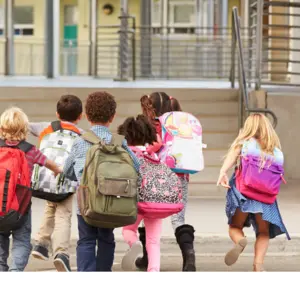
[131,17,136,80]
[89,0,98,77]
[255,0,264,90]
[230,10,236,88]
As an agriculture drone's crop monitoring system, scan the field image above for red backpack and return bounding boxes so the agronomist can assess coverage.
[0,140,33,232]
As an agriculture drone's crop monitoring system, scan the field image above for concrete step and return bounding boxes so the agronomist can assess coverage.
[0,87,239,103]
[203,132,236,149]
[182,101,238,116]
[189,167,220,183]
[203,149,227,167]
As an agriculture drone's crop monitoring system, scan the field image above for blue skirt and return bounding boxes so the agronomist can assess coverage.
[226,175,290,240]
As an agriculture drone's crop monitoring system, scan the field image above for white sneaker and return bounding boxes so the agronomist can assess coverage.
[121,241,143,271]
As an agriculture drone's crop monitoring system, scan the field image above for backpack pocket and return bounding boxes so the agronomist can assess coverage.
[98,177,137,198]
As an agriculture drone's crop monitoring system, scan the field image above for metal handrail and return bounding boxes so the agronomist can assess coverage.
[230,7,278,128]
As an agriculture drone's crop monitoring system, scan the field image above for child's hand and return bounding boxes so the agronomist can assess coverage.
[53,167,63,177]
[217,172,230,189]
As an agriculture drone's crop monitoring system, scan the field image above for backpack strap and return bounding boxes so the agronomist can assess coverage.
[50,121,81,136]
[111,134,124,146]
[51,121,63,132]
[0,139,33,153]
[17,141,34,153]
[82,130,102,145]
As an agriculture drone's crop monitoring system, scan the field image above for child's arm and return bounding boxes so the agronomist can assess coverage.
[146,134,163,153]
[217,147,241,189]
[122,140,140,173]
[45,159,62,177]
[29,122,50,137]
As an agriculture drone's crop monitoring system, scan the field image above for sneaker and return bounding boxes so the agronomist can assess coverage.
[121,241,143,271]
[32,244,49,261]
[53,253,71,272]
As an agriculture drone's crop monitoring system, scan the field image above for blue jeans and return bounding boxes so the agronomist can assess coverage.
[77,215,115,272]
[0,210,32,272]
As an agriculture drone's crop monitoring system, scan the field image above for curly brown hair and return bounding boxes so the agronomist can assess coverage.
[140,92,172,124]
[118,115,157,146]
[85,91,116,123]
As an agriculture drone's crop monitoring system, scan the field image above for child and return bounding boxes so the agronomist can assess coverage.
[217,113,290,272]
[63,91,140,272]
[0,107,61,272]
[139,92,196,272]
[118,115,164,272]
[30,94,83,272]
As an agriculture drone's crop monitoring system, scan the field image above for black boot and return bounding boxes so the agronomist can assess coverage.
[175,224,196,272]
[135,227,148,270]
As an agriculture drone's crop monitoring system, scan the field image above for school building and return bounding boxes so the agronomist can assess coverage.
[0,0,300,197]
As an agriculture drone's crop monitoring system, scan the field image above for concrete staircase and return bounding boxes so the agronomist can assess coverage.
[0,86,239,198]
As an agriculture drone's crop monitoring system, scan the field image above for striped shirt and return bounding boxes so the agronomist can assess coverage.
[5,141,47,178]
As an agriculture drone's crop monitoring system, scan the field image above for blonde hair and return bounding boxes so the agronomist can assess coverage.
[227,114,281,165]
[0,107,29,141]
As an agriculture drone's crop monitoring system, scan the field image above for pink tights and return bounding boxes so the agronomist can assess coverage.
[122,214,163,272]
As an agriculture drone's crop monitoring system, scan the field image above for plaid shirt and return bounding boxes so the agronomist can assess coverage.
[63,125,140,183]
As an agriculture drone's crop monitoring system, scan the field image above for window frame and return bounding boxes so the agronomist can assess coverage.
[151,0,197,36]
[0,5,34,37]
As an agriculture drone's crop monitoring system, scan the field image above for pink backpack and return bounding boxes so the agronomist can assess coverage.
[131,147,183,219]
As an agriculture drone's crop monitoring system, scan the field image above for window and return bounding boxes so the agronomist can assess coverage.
[151,0,196,35]
[169,1,196,34]
[64,5,78,25]
[0,5,34,36]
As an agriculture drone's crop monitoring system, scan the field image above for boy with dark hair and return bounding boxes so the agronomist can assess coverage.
[64,91,140,272]
[30,94,83,272]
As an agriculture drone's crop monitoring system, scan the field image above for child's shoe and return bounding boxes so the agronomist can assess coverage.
[54,253,71,272]
[122,241,143,271]
[32,244,49,261]
[224,237,248,266]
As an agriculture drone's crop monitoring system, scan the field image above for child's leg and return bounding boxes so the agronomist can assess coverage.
[0,233,10,271]
[121,214,143,271]
[52,194,73,257]
[144,218,163,272]
[96,228,115,272]
[76,215,98,272]
[171,177,196,271]
[253,214,269,271]
[225,209,249,266]
[123,214,143,246]
[171,177,188,230]
[33,201,55,260]
[10,211,32,272]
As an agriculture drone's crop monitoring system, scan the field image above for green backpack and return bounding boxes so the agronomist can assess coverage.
[77,131,138,228]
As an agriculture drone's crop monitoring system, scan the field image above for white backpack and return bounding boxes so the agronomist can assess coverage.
[158,112,206,174]
[31,121,80,202]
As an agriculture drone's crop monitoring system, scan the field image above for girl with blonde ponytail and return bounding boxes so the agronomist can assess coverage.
[217,114,290,272]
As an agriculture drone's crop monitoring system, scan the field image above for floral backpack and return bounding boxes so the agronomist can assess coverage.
[158,111,206,174]
[131,146,183,219]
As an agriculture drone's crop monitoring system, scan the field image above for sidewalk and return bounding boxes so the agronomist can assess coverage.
[31,179,300,246]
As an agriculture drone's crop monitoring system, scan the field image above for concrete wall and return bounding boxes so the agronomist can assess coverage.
[267,93,300,180]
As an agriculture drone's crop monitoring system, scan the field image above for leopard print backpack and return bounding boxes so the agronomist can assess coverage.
[132,147,184,219]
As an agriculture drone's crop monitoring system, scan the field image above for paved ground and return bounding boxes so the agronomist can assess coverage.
[23,178,300,272]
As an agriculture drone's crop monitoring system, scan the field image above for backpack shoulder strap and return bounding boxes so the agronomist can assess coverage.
[111,134,124,146]
[0,139,6,148]
[51,121,62,132]
[17,141,34,153]
[0,139,33,153]
[82,130,102,145]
